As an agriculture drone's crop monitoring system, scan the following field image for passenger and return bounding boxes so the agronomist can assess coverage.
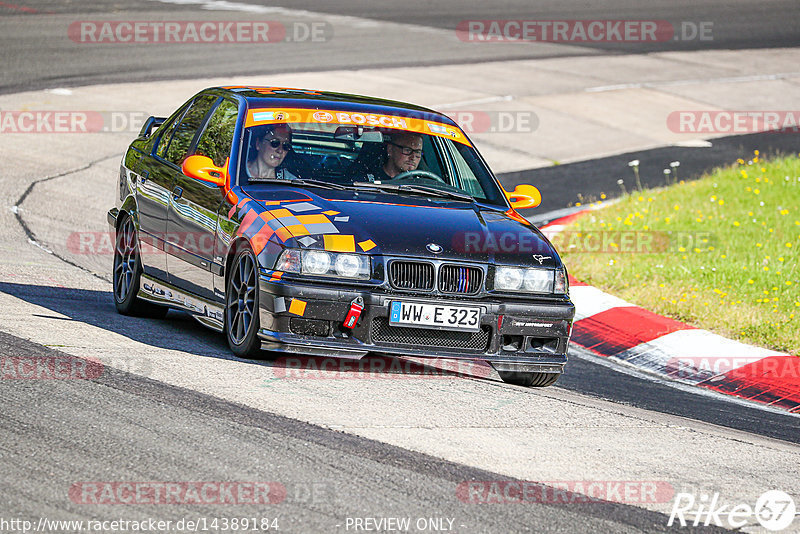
[247,124,294,180]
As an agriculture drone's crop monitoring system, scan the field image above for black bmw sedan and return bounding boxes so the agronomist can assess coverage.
[109,86,574,387]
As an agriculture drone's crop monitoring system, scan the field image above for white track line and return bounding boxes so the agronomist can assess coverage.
[586,72,800,92]
[569,344,800,418]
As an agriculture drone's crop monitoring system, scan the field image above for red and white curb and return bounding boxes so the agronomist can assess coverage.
[540,211,800,414]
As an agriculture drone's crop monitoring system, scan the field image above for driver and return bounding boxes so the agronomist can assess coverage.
[378,132,423,180]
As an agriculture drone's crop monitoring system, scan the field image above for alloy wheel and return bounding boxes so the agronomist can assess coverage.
[114,217,137,303]
[227,251,257,345]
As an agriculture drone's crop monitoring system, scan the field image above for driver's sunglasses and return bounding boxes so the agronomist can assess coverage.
[389,142,423,158]
[266,138,292,151]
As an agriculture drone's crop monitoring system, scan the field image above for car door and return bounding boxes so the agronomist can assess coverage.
[166,97,239,301]
[135,105,186,279]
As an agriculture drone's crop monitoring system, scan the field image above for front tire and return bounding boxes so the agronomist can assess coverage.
[498,371,560,387]
[225,246,262,358]
[112,215,168,318]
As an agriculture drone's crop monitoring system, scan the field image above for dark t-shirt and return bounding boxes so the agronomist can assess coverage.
[345,160,394,182]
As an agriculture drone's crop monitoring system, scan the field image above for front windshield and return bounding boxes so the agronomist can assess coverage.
[238,110,506,206]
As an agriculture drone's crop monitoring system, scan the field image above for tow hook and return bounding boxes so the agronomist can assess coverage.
[342,296,364,329]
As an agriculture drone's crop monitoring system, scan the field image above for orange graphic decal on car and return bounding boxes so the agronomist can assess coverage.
[245,108,471,146]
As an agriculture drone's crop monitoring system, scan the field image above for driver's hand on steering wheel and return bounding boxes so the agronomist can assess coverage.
[391,169,446,183]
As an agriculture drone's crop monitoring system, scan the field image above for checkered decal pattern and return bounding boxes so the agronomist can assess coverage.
[229,197,379,321]
[231,197,376,255]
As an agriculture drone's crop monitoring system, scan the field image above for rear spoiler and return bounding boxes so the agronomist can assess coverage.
[139,116,166,137]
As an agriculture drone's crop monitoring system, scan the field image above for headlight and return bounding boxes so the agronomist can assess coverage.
[495,267,524,291]
[275,249,300,272]
[554,268,568,295]
[494,266,564,294]
[524,269,553,293]
[303,251,331,274]
[275,249,370,279]
[335,254,364,278]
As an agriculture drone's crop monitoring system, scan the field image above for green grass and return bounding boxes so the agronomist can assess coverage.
[559,151,800,354]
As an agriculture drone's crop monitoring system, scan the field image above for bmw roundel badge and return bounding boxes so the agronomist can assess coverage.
[427,243,443,253]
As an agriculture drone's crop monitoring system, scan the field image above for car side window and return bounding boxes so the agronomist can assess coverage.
[420,136,447,181]
[443,140,489,200]
[154,109,185,159]
[193,99,239,168]
[164,94,218,167]
[451,148,484,198]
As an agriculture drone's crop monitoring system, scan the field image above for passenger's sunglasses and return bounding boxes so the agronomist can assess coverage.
[265,138,292,151]
[389,142,423,158]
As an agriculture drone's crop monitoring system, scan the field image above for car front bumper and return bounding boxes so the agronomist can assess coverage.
[256,274,574,373]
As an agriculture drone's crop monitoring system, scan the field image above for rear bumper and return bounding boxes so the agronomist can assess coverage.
[256,275,574,372]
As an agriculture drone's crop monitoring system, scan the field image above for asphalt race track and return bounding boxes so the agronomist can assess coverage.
[3,0,800,94]
[1,2,799,533]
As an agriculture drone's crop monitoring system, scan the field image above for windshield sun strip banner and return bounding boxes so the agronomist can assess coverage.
[244,108,472,147]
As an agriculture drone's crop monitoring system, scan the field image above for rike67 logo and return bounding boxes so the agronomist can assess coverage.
[669,490,796,531]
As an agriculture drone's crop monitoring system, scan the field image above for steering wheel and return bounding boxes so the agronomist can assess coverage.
[391,170,446,183]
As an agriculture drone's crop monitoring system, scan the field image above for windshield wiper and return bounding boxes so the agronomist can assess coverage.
[400,184,475,202]
[352,182,475,202]
[248,178,351,190]
[293,178,351,190]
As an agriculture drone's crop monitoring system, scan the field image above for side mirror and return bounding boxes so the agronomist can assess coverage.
[504,184,541,209]
[138,116,166,138]
[182,155,228,187]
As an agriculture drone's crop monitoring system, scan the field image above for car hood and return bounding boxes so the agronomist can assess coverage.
[241,187,561,268]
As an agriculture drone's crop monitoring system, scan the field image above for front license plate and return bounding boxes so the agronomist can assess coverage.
[389,301,481,332]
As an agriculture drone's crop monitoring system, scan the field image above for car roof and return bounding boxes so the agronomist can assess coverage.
[218,85,460,127]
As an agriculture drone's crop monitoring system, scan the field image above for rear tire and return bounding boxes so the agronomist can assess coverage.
[112,215,168,319]
[225,246,262,358]
[498,371,560,388]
